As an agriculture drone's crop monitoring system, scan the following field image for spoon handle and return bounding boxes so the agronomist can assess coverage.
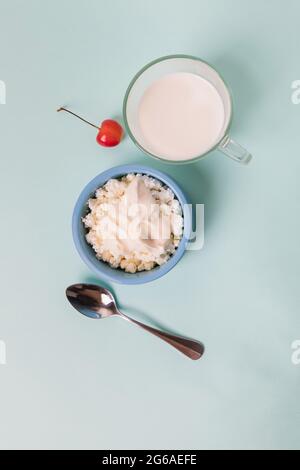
[119,312,204,360]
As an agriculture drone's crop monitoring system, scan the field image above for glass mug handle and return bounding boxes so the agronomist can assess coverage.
[218,135,252,165]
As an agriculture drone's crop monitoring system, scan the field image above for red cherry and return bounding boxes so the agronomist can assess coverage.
[96,119,123,147]
[57,107,123,148]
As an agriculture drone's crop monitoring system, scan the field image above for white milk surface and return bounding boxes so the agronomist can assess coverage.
[138,72,225,161]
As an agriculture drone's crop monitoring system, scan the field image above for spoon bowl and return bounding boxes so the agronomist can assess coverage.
[66,284,118,319]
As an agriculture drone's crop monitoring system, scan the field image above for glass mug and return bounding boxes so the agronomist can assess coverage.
[123,55,252,165]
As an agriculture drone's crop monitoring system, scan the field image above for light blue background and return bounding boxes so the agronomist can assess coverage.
[0,0,300,450]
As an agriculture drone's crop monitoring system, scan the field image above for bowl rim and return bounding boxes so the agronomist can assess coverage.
[72,164,192,285]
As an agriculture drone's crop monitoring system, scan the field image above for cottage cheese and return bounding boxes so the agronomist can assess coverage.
[83,174,183,273]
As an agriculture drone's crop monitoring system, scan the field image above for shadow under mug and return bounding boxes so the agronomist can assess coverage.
[123,55,252,165]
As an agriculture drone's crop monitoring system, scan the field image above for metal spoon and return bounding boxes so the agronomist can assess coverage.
[66,283,204,360]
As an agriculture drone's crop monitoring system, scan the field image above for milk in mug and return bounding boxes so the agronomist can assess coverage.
[138,72,226,161]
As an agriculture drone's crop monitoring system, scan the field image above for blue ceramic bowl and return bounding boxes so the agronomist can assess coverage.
[72,164,192,285]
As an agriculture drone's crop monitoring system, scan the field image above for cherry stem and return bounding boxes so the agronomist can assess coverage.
[57,107,99,130]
